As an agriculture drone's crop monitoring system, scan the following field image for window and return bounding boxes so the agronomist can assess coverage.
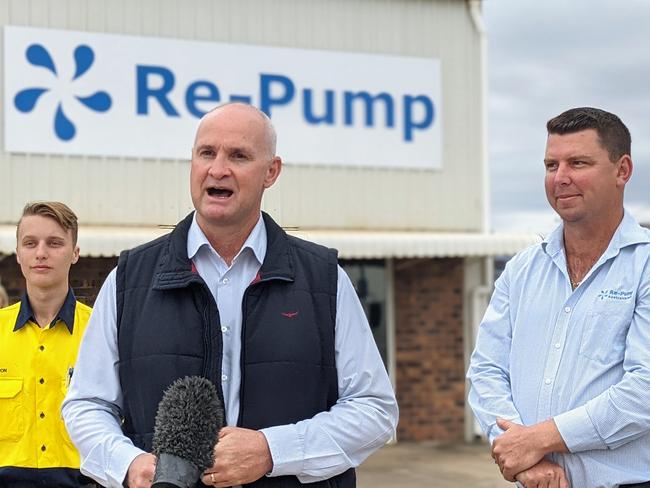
[340,259,389,367]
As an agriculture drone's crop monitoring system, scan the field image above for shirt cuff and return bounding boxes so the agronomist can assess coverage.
[112,444,147,487]
[487,425,505,445]
[79,442,144,488]
[553,405,607,452]
[260,424,305,477]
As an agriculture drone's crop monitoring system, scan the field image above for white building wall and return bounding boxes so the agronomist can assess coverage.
[0,0,484,232]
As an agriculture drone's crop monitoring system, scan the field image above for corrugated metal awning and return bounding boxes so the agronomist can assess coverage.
[0,225,541,259]
[290,229,541,258]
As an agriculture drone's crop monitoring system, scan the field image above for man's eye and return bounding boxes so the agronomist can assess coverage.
[200,150,214,157]
[545,163,557,171]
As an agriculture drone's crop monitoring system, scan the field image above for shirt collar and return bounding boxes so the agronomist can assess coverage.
[542,208,650,258]
[13,287,77,333]
[187,212,267,266]
[541,222,565,257]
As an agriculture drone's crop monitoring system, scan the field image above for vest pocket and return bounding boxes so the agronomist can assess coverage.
[0,377,25,441]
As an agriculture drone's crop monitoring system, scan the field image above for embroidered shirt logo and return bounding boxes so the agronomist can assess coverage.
[281,311,299,318]
[14,43,112,141]
[597,289,633,301]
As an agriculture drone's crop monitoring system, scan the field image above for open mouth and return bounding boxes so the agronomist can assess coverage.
[207,187,233,198]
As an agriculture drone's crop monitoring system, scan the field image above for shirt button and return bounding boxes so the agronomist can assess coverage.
[39,345,45,351]
[40,412,45,419]
[545,378,552,385]
[41,445,46,452]
[564,307,571,313]
[39,378,45,384]
[554,343,561,349]
[222,278,229,284]
[221,326,228,332]
[221,374,228,382]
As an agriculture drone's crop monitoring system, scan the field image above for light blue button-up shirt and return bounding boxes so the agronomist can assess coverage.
[62,213,397,488]
[468,210,650,487]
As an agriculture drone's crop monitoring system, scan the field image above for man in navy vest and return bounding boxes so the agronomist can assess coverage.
[63,103,398,488]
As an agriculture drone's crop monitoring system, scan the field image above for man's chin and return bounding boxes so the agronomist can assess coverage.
[28,276,60,290]
[196,209,238,228]
[555,209,585,224]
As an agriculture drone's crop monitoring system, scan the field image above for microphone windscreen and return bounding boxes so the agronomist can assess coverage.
[152,376,224,483]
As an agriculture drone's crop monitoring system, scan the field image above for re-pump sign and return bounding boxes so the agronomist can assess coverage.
[4,26,442,169]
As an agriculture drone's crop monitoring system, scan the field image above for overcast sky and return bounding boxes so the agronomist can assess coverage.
[484,0,650,233]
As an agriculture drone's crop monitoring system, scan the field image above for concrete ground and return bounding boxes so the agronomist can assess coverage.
[357,442,512,488]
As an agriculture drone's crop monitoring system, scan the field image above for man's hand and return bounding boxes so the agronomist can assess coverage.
[492,418,567,482]
[515,459,570,488]
[125,453,156,488]
[201,426,273,487]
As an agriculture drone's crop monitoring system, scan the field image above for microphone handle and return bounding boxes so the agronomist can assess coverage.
[151,452,201,488]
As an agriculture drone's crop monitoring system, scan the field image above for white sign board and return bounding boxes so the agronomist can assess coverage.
[4,26,442,168]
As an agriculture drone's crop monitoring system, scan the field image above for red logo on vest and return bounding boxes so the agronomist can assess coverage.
[281,311,299,318]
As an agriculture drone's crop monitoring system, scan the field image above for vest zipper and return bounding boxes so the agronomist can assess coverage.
[198,281,226,409]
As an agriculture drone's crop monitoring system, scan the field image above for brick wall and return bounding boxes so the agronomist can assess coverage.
[0,254,116,307]
[394,257,465,441]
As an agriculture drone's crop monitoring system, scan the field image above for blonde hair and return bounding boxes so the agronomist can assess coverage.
[17,201,79,245]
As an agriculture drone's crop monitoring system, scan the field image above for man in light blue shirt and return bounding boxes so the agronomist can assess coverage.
[62,103,397,488]
[468,107,650,488]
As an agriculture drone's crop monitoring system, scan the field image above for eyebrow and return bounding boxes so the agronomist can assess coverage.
[543,154,594,163]
[193,143,255,157]
[567,154,594,160]
[20,234,66,241]
[194,144,214,152]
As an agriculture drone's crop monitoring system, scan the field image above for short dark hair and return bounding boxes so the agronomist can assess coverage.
[17,201,79,245]
[546,107,631,161]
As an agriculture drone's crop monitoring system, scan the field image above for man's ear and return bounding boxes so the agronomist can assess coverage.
[71,245,80,265]
[264,156,282,189]
[616,155,633,186]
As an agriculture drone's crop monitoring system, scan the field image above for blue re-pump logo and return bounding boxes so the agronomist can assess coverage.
[14,43,112,141]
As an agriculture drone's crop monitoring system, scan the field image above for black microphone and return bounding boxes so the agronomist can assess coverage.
[151,376,224,488]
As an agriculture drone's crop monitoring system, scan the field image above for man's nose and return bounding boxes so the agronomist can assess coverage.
[207,156,231,179]
[35,243,48,259]
[555,162,571,185]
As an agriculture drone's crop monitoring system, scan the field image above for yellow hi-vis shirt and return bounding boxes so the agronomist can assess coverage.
[0,290,91,474]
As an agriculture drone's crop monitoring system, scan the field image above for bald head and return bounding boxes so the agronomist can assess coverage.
[195,103,277,159]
